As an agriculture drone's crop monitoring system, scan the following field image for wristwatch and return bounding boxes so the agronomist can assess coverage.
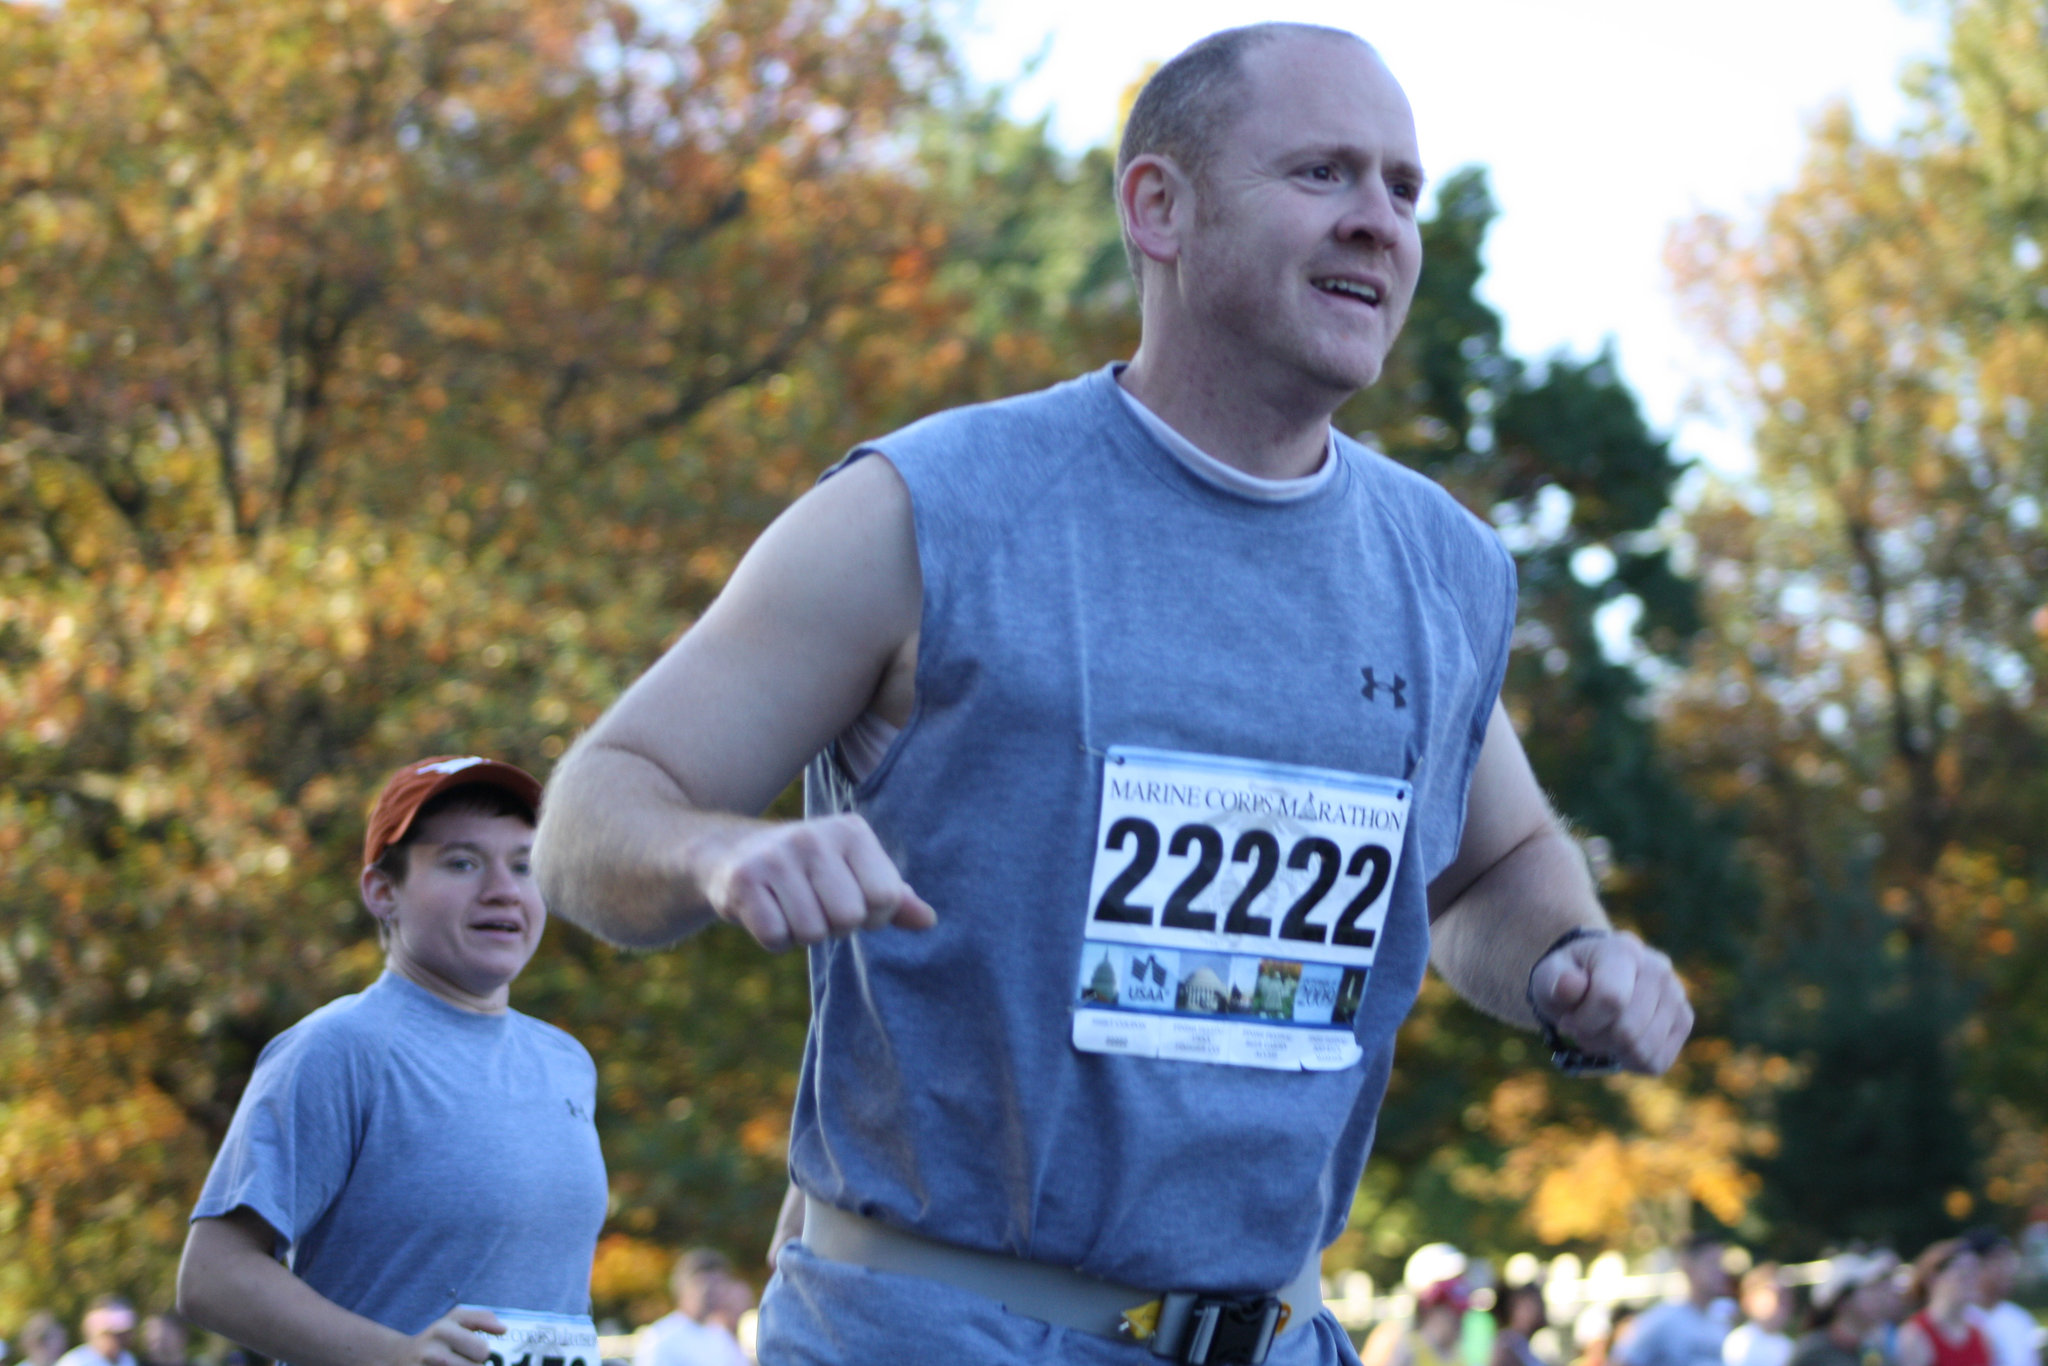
[1525,927,1622,1076]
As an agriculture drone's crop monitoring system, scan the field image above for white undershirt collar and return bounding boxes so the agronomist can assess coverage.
[1112,374,1336,502]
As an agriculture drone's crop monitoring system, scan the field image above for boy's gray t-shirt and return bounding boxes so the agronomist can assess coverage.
[193,971,607,1337]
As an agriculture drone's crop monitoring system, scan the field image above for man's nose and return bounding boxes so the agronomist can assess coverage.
[1335,179,1402,247]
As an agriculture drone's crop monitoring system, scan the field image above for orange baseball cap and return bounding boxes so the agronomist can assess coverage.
[362,755,543,870]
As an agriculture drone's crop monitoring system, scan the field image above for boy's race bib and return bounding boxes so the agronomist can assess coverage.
[460,1307,600,1366]
[1072,746,1410,1071]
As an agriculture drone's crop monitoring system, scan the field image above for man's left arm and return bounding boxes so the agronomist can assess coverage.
[1426,700,1693,1074]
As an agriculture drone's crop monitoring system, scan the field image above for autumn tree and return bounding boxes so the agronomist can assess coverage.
[1323,169,1760,1272]
[0,0,1132,1325]
[1667,0,2048,1251]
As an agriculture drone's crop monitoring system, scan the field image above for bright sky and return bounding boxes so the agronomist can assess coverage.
[950,1,1949,475]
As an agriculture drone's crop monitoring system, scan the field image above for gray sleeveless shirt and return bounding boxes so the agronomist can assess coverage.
[796,366,1515,1296]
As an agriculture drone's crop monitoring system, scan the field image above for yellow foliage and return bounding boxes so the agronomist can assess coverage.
[1484,1073,1551,1143]
[1458,1067,1776,1247]
[1983,1101,2048,1213]
[736,1109,789,1161]
[0,1029,214,1323]
[590,1232,674,1323]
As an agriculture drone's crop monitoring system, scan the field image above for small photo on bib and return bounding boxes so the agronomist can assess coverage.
[1247,959,1301,1019]
[1291,963,1347,1025]
[1333,968,1368,1026]
[1074,945,1181,1013]
[1225,956,1261,1011]
[1078,943,1122,1006]
[1174,952,1232,1014]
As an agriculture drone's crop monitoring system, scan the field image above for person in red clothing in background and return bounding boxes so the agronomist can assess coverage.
[1898,1241,1991,1366]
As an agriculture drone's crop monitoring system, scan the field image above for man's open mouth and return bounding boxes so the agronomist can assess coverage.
[1312,277,1382,304]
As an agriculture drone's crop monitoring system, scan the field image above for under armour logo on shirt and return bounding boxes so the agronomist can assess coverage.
[1360,668,1407,709]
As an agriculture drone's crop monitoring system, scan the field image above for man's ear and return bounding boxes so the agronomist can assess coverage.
[1120,152,1193,269]
[360,864,398,925]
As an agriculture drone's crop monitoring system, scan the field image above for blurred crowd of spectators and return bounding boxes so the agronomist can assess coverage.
[1365,1227,2044,1366]
[9,1224,2038,1366]
[0,1248,761,1366]
[1,1297,259,1366]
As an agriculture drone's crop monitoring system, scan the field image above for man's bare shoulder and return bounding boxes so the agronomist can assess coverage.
[700,452,919,657]
[572,452,921,820]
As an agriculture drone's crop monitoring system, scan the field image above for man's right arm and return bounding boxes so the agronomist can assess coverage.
[177,1209,504,1366]
[534,453,934,951]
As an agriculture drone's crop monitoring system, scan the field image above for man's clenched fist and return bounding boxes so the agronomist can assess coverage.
[701,814,936,952]
[1529,929,1692,1074]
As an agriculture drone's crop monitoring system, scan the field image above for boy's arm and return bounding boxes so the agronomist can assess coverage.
[177,1208,505,1366]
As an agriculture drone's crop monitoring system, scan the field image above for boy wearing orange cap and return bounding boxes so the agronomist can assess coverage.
[177,757,607,1366]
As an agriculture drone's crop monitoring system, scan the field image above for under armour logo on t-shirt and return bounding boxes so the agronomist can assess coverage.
[1360,668,1407,709]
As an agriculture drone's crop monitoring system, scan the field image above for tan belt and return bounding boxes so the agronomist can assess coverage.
[801,1195,1323,1362]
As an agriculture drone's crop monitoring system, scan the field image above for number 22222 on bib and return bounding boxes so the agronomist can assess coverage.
[1072,746,1411,1072]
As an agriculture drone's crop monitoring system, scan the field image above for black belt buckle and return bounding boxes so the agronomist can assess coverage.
[1158,1292,1281,1364]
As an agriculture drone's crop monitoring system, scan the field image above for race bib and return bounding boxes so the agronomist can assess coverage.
[459,1307,600,1366]
[1072,746,1411,1071]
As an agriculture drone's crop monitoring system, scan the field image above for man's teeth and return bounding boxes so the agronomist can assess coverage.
[1316,279,1380,303]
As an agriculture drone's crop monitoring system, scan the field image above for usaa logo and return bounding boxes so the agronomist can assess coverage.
[1123,953,1174,1008]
